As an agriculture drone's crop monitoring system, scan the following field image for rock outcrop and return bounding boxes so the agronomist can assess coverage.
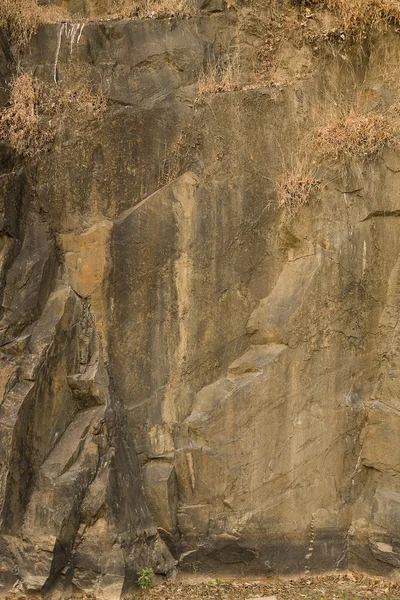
[2,1,400,596]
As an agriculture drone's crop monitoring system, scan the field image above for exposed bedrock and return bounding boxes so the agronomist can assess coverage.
[1,3,400,596]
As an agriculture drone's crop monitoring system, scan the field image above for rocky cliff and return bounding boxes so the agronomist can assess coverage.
[1,0,400,597]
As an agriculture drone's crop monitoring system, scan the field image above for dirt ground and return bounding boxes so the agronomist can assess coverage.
[133,573,400,600]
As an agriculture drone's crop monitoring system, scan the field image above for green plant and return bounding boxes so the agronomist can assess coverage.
[206,577,223,588]
[136,566,153,589]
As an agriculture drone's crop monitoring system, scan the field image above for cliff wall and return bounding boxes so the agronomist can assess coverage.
[1,1,400,597]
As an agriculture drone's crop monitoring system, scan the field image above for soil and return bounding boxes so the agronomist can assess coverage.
[132,573,400,600]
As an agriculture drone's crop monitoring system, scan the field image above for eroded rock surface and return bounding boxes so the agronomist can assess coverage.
[2,1,400,596]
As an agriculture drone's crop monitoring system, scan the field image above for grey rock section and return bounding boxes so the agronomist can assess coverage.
[0,29,176,590]
[0,276,174,597]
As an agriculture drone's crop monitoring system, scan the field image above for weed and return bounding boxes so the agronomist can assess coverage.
[206,578,223,587]
[137,566,154,589]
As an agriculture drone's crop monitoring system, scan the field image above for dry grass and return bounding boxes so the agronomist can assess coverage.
[158,132,192,187]
[87,0,196,19]
[0,0,197,49]
[0,73,106,158]
[0,73,50,158]
[314,110,398,163]
[277,158,320,217]
[328,0,400,32]
[197,54,242,98]
[46,81,107,121]
[0,0,67,49]
[137,0,196,17]
[295,0,400,33]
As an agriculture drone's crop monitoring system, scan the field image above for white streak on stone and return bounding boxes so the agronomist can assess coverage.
[69,24,79,54]
[77,23,85,46]
[53,23,66,83]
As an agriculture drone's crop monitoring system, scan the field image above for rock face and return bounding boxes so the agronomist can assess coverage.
[2,1,400,596]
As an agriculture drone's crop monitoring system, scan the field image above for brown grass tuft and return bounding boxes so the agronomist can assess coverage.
[0,0,196,49]
[137,0,196,17]
[0,73,50,158]
[0,73,106,158]
[277,160,320,217]
[328,0,400,32]
[314,110,398,163]
[197,54,242,98]
[295,0,400,33]
[46,82,107,121]
[90,0,196,19]
[0,0,67,49]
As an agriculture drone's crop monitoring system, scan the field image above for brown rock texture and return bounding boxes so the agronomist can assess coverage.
[1,0,400,596]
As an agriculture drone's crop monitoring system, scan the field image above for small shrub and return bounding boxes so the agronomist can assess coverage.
[0,73,51,158]
[197,54,242,98]
[277,168,320,217]
[92,0,196,19]
[0,0,67,50]
[314,111,397,163]
[328,0,400,33]
[294,0,400,33]
[138,0,196,17]
[137,566,153,589]
[46,82,107,122]
[0,0,196,47]
[206,577,223,587]
[0,72,106,158]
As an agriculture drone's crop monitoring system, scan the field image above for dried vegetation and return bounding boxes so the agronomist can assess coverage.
[277,157,320,218]
[0,0,197,50]
[327,0,400,32]
[0,73,106,158]
[277,102,399,216]
[314,110,398,163]
[132,572,400,600]
[158,131,193,187]
[197,55,243,98]
[106,0,197,18]
[0,0,67,49]
[295,0,400,33]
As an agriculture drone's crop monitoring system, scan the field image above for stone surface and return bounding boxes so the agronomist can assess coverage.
[2,1,400,596]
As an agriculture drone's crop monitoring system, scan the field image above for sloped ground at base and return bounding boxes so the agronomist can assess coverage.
[132,573,400,600]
